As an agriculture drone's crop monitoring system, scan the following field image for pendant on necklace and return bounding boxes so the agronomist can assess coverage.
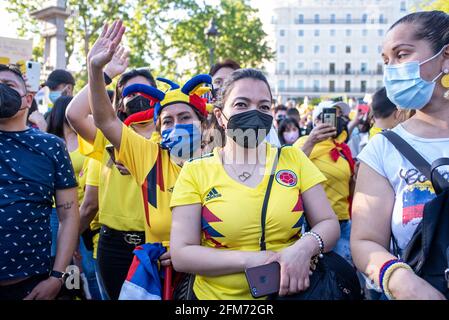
[238,172,252,182]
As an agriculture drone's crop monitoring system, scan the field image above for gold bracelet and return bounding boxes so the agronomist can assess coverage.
[382,262,413,300]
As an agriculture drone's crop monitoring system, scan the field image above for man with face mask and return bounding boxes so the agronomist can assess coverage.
[0,65,79,300]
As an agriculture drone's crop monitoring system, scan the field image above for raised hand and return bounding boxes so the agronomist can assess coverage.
[88,20,126,70]
[104,45,130,79]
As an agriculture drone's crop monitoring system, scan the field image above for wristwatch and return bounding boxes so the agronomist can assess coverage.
[49,270,67,284]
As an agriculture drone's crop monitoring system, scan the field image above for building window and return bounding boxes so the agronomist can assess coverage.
[361,45,368,54]
[329,80,335,92]
[361,81,367,92]
[314,45,320,54]
[378,45,383,54]
[362,13,368,23]
[330,14,336,23]
[345,80,351,92]
[280,30,286,37]
[313,62,320,71]
[361,62,368,73]
[297,80,304,90]
[362,29,368,36]
[400,1,407,12]
[329,63,336,74]
[377,63,383,74]
[345,46,351,54]
[378,29,384,36]
[330,29,336,36]
[314,29,320,37]
[330,45,336,54]
[298,14,304,24]
[345,63,351,74]
[313,80,320,92]
[297,62,304,70]
[279,62,286,71]
[279,45,285,54]
[379,14,385,23]
[298,30,304,37]
[346,29,351,36]
[377,80,383,89]
[315,14,320,23]
[279,80,285,90]
[346,13,352,23]
[298,45,304,53]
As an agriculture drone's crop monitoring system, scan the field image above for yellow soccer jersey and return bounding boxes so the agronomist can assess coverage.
[170,144,326,300]
[117,125,182,245]
[85,158,102,259]
[294,135,352,221]
[79,130,145,231]
[69,148,89,204]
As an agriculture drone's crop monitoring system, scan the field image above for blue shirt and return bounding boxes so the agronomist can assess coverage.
[0,128,77,281]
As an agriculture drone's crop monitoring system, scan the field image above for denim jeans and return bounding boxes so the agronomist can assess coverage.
[0,275,48,300]
[333,220,353,265]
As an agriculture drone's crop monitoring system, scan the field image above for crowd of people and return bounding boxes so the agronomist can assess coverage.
[1,10,449,301]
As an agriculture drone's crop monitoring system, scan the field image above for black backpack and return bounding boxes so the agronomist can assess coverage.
[382,131,449,298]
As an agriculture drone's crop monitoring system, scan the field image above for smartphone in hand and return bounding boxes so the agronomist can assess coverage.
[321,107,337,128]
[25,61,41,93]
[245,262,280,298]
[105,145,117,164]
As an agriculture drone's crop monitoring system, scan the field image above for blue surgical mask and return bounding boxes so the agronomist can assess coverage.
[384,45,447,110]
[49,91,62,103]
[160,123,201,159]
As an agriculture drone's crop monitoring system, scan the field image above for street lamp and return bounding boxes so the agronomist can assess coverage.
[204,18,219,68]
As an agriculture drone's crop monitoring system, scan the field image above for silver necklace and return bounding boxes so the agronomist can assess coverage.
[221,152,258,182]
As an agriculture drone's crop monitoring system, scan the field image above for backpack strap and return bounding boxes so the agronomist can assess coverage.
[381,131,447,195]
[260,147,282,251]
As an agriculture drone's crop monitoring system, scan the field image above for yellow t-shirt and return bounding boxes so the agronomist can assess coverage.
[79,130,145,231]
[117,125,182,245]
[85,157,102,259]
[294,134,351,221]
[170,144,326,300]
[69,148,89,204]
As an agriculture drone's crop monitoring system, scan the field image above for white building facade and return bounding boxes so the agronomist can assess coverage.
[268,0,416,101]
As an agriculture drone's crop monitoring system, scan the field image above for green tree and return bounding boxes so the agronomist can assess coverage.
[161,0,274,78]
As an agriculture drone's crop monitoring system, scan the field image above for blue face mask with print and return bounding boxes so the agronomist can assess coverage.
[49,91,62,104]
[383,45,447,110]
[160,123,201,159]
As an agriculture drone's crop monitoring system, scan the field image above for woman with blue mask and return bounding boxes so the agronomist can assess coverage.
[84,20,212,298]
[352,11,449,300]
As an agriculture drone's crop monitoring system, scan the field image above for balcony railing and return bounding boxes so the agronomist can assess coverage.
[293,18,387,25]
[278,70,383,76]
[277,87,380,94]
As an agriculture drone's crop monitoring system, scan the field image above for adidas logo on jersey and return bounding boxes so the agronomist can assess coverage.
[205,188,222,201]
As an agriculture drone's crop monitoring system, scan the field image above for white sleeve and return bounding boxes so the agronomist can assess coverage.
[357,134,388,178]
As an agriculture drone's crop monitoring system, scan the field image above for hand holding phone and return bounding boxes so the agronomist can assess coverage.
[105,145,130,175]
[321,107,337,129]
[245,262,280,298]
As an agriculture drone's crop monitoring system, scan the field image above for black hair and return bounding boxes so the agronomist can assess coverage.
[0,64,26,90]
[371,87,397,119]
[287,108,300,117]
[209,59,241,77]
[278,118,301,145]
[217,68,272,109]
[113,68,157,112]
[389,11,449,54]
[47,96,73,139]
[273,104,288,114]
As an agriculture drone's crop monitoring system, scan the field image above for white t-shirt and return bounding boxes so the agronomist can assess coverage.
[358,124,449,251]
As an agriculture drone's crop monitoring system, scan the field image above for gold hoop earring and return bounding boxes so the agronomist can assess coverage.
[442,69,449,100]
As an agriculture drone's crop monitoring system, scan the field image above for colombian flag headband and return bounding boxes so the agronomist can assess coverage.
[122,74,214,125]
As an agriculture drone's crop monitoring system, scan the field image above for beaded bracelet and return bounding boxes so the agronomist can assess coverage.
[303,231,324,257]
[382,262,414,300]
[379,259,399,292]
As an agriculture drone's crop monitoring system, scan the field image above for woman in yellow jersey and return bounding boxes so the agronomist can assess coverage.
[294,101,355,265]
[169,68,341,300]
[46,96,102,299]
[66,43,160,299]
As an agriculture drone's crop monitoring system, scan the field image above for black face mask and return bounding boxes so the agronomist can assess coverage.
[124,95,151,116]
[225,110,273,148]
[0,83,22,118]
[336,116,349,140]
